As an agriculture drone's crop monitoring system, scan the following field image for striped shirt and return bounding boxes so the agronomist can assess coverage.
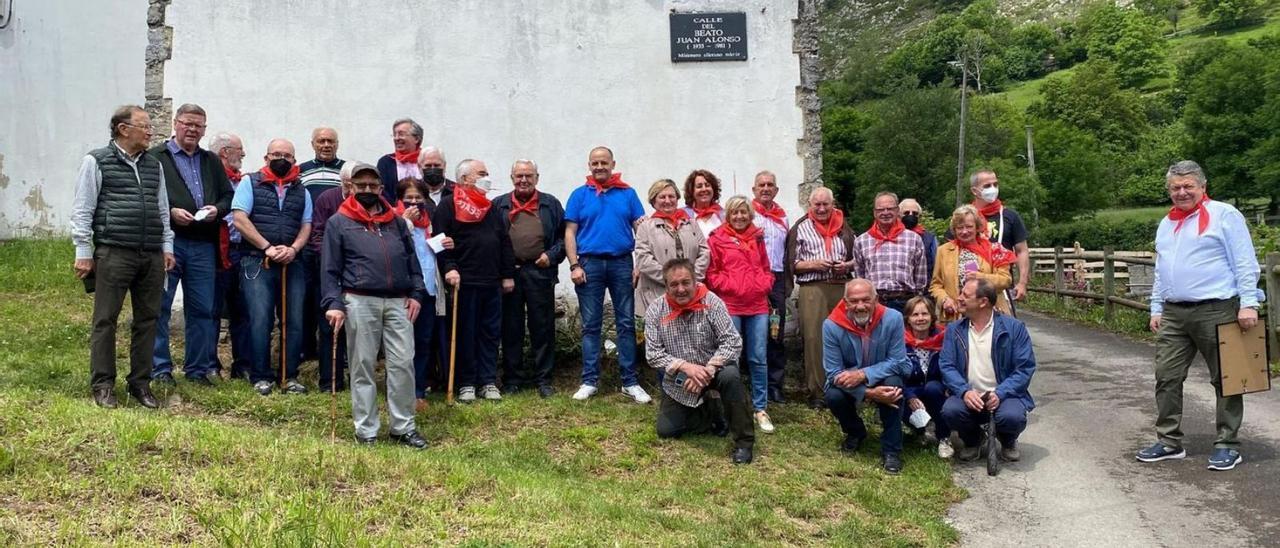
[643,291,742,407]
[753,211,789,272]
[851,229,928,294]
[298,158,345,202]
[792,218,850,284]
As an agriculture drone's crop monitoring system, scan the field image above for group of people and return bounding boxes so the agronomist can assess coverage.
[73,104,1262,473]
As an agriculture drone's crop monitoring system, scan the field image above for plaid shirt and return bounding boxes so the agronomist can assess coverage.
[643,291,742,407]
[851,230,928,294]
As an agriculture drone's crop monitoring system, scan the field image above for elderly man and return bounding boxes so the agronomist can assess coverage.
[823,279,911,474]
[418,146,455,218]
[146,103,233,387]
[1137,161,1262,471]
[71,105,175,408]
[968,170,1031,304]
[232,139,313,396]
[565,146,651,403]
[851,192,928,312]
[297,127,346,364]
[209,132,252,380]
[493,160,565,398]
[940,278,1037,463]
[433,159,516,402]
[751,170,790,404]
[310,162,356,392]
[899,198,938,279]
[645,258,754,464]
[322,162,427,449]
[784,187,857,409]
[377,118,424,203]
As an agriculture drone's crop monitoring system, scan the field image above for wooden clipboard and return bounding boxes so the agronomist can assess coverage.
[1216,320,1272,397]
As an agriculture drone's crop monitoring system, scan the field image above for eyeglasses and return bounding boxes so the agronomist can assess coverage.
[120,122,153,134]
[266,153,295,161]
[176,119,207,130]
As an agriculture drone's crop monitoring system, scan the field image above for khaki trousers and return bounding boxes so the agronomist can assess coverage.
[797,282,846,402]
[1154,298,1243,449]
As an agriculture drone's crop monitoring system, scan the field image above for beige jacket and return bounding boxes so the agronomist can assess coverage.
[633,216,710,315]
[929,241,1012,322]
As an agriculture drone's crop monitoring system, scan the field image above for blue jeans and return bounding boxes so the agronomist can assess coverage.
[412,294,436,398]
[825,375,905,455]
[240,255,306,384]
[153,236,218,379]
[942,394,1028,447]
[574,254,638,387]
[904,380,951,441]
[213,248,252,378]
[731,314,768,411]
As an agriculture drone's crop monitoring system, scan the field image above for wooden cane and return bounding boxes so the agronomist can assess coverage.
[446,285,460,405]
[330,322,338,444]
[280,262,288,390]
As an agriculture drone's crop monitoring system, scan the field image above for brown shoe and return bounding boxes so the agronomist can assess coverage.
[92,387,118,409]
[128,386,160,409]
[415,398,428,413]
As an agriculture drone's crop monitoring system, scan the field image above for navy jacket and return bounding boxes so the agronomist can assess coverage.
[938,313,1036,409]
[491,190,566,285]
[321,206,426,312]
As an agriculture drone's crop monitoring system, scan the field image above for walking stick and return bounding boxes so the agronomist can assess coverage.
[330,325,338,443]
[446,285,460,405]
[280,262,288,390]
[985,391,1000,477]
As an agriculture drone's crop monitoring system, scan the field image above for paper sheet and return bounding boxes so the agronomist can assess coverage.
[427,233,447,253]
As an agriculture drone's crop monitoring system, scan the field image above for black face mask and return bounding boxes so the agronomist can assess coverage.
[268,158,293,178]
[423,168,446,187]
[416,203,429,213]
[355,192,381,208]
[901,213,920,229]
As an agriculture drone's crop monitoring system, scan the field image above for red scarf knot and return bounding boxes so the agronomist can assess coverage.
[809,209,846,255]
[662,283,711,325]
[453,184,493,223]
[586,172,630,195]
[956,236,1016,268]
[974,199,1003,220]
[392,148,421,165]
[258,164,300,187]
[828,301,887,338]
[224,166,243,184]
[908,225,925,235]
[508,192,539,222]
[338,195,397,229]
[1167,195,1211,236]
[867,221,906,251]
[753,199,787,229]
[651,209,689,230]
[905,324,946,352]
[691,203,723,220]
[721,223,763,254]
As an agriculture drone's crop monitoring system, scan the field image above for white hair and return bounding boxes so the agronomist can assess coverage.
[512,158,539,173]
[419,146,446,165]
[208,132,239,156]
[456,158,476,181]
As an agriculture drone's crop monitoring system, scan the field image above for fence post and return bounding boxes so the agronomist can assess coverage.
[1054,245,1064,305]
[1103,246,1115,321]
[1267,252,1279,365]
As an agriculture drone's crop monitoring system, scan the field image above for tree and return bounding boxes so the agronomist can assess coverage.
[1194,0,1265,28]
[1079,4,1169,88]
[1029,60,1149,151]
[1182,45,1273,203]
[1024,121,1114,221]
[1134,0,1184,31]
[821,106,875,204]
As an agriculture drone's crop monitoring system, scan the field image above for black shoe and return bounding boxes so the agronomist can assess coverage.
[153,372,176,386]
[284,379,308,395]
[537,385,555,399]
[711,419,729,437]
[92,387,118,409]
[187,375,214,387]
[841,434,864,454]
[231,368,252,382]
[808,398,826,410]
[390,430,428,450]
[129,386,160,409]
[732,447,754,464]
[768,387,785,404]
[504,383,528,394]
[355,435,377,445]
[882,453,903,475]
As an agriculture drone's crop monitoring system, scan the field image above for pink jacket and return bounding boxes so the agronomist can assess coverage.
[706,225,774,316]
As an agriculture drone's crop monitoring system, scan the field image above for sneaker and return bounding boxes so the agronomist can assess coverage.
[755,411,775,434]
[153,372,176,386]
[253,380,273,396]
[621,384,652,404]
[572,384,597,401]
[1000,441,1021,462]
[841,434,864,454]
[458,386,476,403]
[284,379,307,395]
[882,453,903,475]
[1135,442,1186,463]
[1207,448,1242,471]
[958,443,980,462]
[481,384,502,401]
[937,439,955,459]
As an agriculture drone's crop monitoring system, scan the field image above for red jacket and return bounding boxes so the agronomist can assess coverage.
[706,225,774,316]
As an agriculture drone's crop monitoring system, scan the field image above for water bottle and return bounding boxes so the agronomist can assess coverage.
[769,309,780,339]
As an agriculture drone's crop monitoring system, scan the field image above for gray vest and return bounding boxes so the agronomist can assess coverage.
[88,143,165,251]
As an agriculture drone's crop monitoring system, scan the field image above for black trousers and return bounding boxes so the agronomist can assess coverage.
[656,365,755,449]
[501,266,557,388]
[89,245,166,390]
[766,272,788,392]
[300,250,322,361]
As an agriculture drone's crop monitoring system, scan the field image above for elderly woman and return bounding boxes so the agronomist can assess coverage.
[706,196,776,433]
[681,169,724,235]
[634,179,710,316]
[929,204,1013,322]
[901,295,951,458]
[396,177,451,412]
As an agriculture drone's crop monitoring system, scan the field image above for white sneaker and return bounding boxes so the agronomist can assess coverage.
[572,384,597,401]
[621,384,652,404]
[481,384,502,401]
[755,411,775,434]
[937,438,955,459]
[458,386,476,402]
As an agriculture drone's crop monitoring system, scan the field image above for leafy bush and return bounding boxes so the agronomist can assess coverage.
[1032,216,1161,250]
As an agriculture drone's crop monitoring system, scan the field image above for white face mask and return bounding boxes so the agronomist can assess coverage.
[980,186,999,203]
[474,177,493,194]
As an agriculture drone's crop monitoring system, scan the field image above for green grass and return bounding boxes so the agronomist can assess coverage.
[0,239,962,545]
[1091,206,1170,223]
[1022,277,1154,342]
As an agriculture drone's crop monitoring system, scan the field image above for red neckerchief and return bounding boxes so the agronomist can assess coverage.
[908,225,925,235]
[585,172,629,195]
[651,209,689,230]
[691,202,723,220]
[508,192,539,222]
[1168,194,1211,236]
[218,223,232,271]
[827,301,887,339]
[258,164,300,186]
[867,220,905,251]
[956,236,1016,268]
[753,199,787,229]
[393,201,431,230]
[809,209,845,255]
[905,324,945,352]
[338,195,396,229]
[974,198,1002,219]
[224,166,243,183]
[392,148,421,165]
[662,283,711,325]
[453,184,493,223]
[720,223,762,254]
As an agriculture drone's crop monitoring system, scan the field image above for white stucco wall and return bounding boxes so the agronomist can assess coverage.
[0,0,149,238]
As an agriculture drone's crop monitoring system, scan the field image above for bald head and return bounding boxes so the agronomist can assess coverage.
[264,139,297,170]
[311,127,338,162]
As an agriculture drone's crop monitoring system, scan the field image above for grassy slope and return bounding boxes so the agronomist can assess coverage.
[0,240,962,546]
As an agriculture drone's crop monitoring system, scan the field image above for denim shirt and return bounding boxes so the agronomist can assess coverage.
[410,224,439,298]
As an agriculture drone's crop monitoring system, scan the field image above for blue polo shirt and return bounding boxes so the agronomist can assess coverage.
[564,183,645,256]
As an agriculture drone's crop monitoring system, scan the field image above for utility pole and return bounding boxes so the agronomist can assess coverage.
[1025,125,1036,179]
[955,58,969,208]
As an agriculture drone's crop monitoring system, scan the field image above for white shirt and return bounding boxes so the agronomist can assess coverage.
[753,209,789,272]
[967,317,997,393]
[70,142,175,259]
[396,161,422,181]
[1150,200,1262,315]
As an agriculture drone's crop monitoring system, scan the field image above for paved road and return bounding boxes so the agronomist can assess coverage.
[947,311,1280,547]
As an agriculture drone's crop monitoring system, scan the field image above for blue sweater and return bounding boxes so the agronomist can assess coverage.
[822,307,912,389]
[938,313,1037,409]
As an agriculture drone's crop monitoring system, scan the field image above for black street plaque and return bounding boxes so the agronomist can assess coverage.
[669,12,748,62]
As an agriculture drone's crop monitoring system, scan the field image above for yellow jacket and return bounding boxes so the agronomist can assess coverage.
[929,241,1013,321]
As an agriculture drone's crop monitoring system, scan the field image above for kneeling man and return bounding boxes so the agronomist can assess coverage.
[644,258,755,464]
[940,278,1036,462]
[823,278,912,474]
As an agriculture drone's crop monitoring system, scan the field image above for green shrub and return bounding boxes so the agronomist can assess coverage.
[1033,216,1160,250]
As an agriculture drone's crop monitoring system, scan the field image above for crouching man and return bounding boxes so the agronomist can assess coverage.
[644,258,755,464]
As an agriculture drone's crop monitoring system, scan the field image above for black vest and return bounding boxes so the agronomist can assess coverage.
[244,172,307,253]
[89,143,165,251]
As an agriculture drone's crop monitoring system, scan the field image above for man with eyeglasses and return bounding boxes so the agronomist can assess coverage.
[148,103,235,387]
[71,105,176,409]
[231,139,313,396]
[850,191,927,313]
[377,118,424,204]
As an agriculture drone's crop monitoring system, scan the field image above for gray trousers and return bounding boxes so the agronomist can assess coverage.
[344,294,417,438]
